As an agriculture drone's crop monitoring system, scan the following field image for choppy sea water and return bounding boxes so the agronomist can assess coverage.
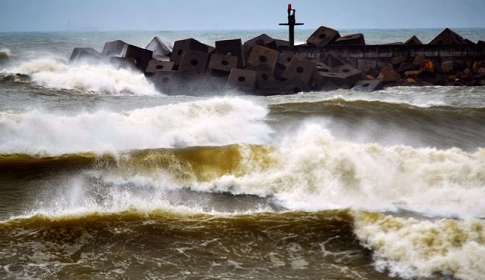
[0,29,485,280]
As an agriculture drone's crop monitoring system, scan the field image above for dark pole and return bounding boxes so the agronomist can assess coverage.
[279,4,304,50]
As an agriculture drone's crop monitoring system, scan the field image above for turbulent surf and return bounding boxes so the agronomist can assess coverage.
[1,29,485,280]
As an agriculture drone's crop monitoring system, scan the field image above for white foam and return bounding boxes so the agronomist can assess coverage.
[0,97,271,155]
[354,212,485,280]
[190,123,485,218]
[8,57,158,95]
[30,175,202,218]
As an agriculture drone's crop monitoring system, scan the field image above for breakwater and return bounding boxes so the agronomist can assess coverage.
[68,27,485,95]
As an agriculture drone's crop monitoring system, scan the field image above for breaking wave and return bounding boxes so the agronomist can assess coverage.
[0,97,271,155]
[355,212,485,280]
[5,57,159,95]
[3,126,484,218]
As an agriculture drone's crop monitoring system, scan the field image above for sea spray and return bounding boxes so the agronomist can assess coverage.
[0,98,272,155]
[7,120,482,218]
[185,123,485,217]
[8,57,159,95]
[1,28,485,280]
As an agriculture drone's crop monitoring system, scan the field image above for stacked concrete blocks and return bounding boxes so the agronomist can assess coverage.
[215,39,246,69]
[69,48,101,65]
[257,76,311,96]
[68,26,485,95]
[226,69,257,92]
[243,34,277,53]
[152,70,190,94]
[170,38,212,69]
[307,26,341,46]
[247,45,280,73]
[246,64,279,89]
[282,55,317,86]
[351,80,384,92]
[177,49,210,73]
[102,40,153,72]
[207,53,238,77]
[334,33,365,46]
[145,60,174,74]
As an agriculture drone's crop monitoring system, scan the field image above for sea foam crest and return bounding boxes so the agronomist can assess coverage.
[0,98,271,155]
[8,57,158,95]
[192,123,485,218]
[354,212,485,280]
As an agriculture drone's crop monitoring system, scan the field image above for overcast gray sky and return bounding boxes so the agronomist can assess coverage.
[0,0,484,32]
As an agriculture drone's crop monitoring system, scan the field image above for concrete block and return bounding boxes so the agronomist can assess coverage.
[333,33,365,45]
[307,26,340,46]
[322,50,351,68]
[102,40,153,72]
[243,34,277,52]
[274,39,290,48]
[246,64,279,89]
[274,52,294,79]
[314,72,340,90]
[102,40,127,57]
[184,74,226,96]
[145,36,173,61]
[247,45,279,72]
[405,35,423,45]
[207,53,238,77]
[429,28,467,45]
[145,60,174,74]
[226,69,257,92]
[152,71,181,94]
[152,70,197,94]
[277,51,295,68]
[315,64,364,88]
[178,49,210,73]
[351,80,384,92]
[282,55,317,86]
[256,76,310,96]
[215,38,245,68]
[123,45,153,72]
[109,57,138,71]
[277,76,311,94]
[69,47,101,64]
[318,81,340,92]
[171,38,212,68]
[274,65,286,81]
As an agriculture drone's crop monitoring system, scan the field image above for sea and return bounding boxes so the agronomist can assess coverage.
[1,28,485,280]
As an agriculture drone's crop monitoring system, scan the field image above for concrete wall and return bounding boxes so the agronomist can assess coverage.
[283,44,485,70]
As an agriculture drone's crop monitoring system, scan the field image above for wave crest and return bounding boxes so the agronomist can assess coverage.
[7,58,159,95]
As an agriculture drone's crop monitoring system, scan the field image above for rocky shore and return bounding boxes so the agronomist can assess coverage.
[365,53,485,87]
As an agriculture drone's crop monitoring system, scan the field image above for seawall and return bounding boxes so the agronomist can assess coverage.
[288,44,485,69]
